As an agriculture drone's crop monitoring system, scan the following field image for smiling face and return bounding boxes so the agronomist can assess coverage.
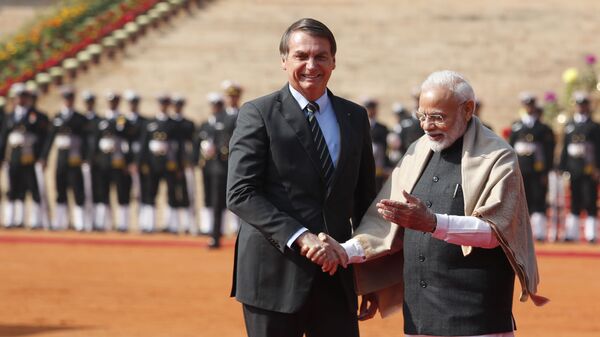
[282,31,336,101]
[418,86,474,152]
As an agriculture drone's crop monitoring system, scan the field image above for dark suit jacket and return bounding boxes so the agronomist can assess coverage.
[227,85,376,314]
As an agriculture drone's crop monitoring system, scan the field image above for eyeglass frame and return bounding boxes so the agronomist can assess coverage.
[414,99,472,126]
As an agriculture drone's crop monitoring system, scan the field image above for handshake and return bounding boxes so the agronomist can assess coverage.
[295,232,348,275]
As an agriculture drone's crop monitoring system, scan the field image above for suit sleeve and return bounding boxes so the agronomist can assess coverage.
[352,110,377,228]
[227,102,305,253]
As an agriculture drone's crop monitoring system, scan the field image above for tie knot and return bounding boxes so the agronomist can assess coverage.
[306,101,320,114]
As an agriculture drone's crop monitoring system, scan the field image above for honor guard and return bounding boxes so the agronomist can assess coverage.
[0,83,50,229]
[137,94,181,233]
[124,90,148,231]
[81,90,101,230]
[90,92,132,231]
[559,92,600,243]
[196,92,236,248]
[171,94,197,234]
[388,102,424,166]
[509,93,556,241]
[363,97,389,191]
[42,86,88,231]
[221,80,243,117]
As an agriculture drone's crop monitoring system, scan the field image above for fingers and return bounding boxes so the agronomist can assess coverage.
[318,233,348,268]
[357,294,378,321]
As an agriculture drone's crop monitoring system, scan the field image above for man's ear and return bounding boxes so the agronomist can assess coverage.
[281,57,287,71]
[332,56,336,70]
[464,100,475,121]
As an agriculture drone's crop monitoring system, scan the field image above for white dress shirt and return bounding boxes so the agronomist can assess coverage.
[286,85,341,248]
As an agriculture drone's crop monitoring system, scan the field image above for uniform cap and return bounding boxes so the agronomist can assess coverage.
[519,92,536,105]
[222,80,242,96]
[361,96,378,108]
[172,93,186,104]
[82,90,96,102]
[60,85,75,98]
[10,83,27,97]
[106,91,121,101]
[392,102,407,114]
[124,90,140,102]
[25,81,39,96]
[574,91,590,104]
[207,92,224,104]
[156,92,171,103]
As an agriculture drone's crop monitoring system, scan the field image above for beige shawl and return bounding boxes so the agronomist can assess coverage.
[353,116,548,318]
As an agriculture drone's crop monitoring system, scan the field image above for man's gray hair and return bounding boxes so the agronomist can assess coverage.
[420,70,476,103]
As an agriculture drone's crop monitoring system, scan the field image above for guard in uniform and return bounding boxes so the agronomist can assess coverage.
[89,92,132,231]
[82,90,101,230]
[387,102,424,166]
[124,90,148,232]
[222,80,243,117]
[137,94,180,233]
[42,86,88,231]
[509,93,555,241]
[363,97,389,191]
[0,83,50,229]
[196,93,235,248]
[559,92,600,243]
[171,94,196,234]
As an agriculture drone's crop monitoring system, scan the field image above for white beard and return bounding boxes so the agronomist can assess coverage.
[426,118,468,152]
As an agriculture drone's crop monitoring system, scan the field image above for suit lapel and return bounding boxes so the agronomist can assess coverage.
[279,86,327,186]
[327,92,352,198]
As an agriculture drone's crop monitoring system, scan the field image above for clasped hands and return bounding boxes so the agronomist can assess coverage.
[295,232,348,276]
[295,191,436,275]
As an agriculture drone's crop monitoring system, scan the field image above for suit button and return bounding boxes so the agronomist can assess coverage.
[426,201,432,208]
[418,255,425,262]
[420,280,428,288]
[433,176,439,182]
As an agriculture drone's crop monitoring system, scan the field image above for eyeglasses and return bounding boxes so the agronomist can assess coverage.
[414,112,447,126]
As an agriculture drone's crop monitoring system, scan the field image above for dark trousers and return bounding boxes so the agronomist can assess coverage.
[173,172,190,208]
[522,172,548,214]
[55,164,84,205]
[242,272,359,337]
[203,171,227,244]
[96,167,131,205]
[8,164,40,202]
[570,175,598,215]
[141,168,178,207]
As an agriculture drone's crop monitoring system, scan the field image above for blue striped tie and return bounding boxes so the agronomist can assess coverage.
[305,101,334,187]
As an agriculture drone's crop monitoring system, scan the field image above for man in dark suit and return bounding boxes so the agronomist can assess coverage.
[227,18,376,337]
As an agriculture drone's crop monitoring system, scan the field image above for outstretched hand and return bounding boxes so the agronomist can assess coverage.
[376,190,437,233]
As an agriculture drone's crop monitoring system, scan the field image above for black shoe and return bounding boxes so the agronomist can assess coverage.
[588,239,597,244]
